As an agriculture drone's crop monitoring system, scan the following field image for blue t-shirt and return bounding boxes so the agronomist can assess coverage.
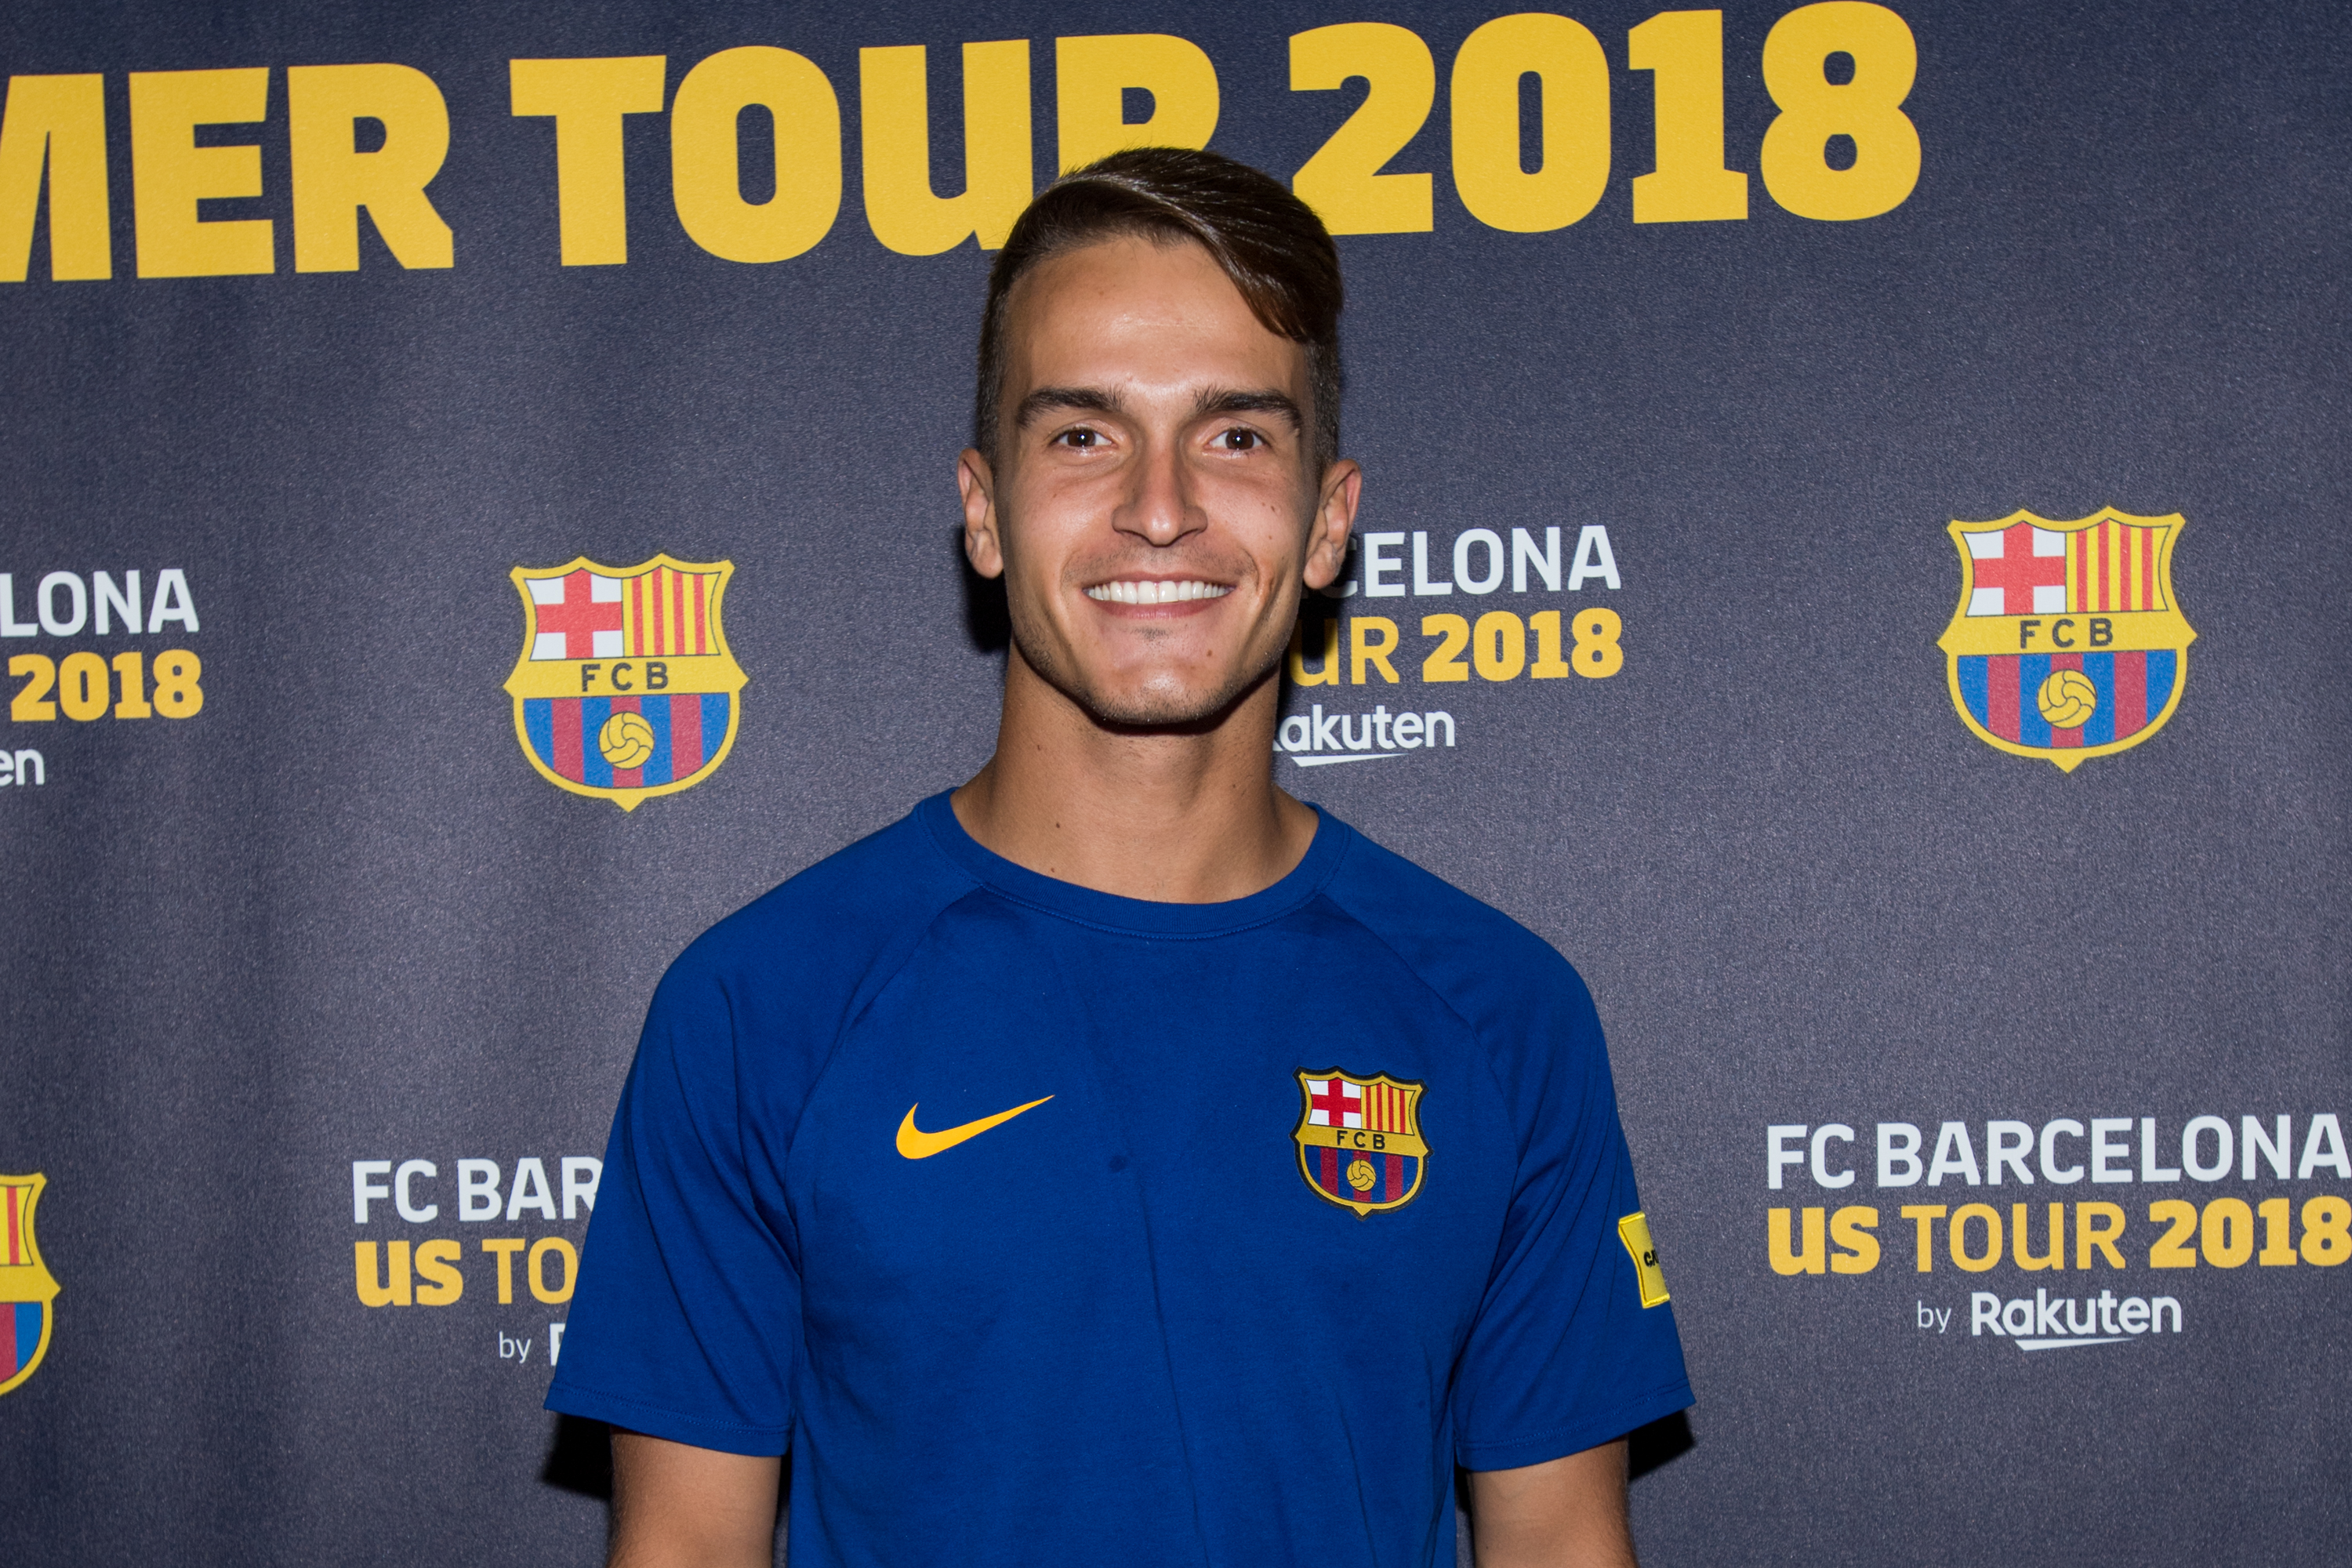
[548,794,1690,1566]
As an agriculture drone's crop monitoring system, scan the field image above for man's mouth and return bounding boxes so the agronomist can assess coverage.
[1084,579,1234,605]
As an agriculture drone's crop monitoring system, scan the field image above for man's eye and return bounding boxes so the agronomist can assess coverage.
[1216,428,1262,451]
[1053,429,1102,449]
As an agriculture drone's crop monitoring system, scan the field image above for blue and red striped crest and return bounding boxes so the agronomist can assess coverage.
[0,1174,60,1398]
[1293,1070,1428,1218]
[503,557,749,811]
[1936,510,2196,771]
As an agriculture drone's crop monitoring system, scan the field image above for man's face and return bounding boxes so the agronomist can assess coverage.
[960,234,1358,728]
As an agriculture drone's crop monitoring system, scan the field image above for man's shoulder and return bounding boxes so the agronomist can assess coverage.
[1318,821,1596,1039]
[662,797,978,998]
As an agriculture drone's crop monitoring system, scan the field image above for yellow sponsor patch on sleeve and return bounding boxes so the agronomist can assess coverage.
[1617,1211,1670,1308]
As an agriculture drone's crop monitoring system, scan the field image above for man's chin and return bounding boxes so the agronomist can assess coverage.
[1023,645,1274,734]
[1081,690,1244,731]
[1062,665,1254,728]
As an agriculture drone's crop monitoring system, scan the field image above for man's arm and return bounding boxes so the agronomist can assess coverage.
[608,1431,782,1568]
[1466,1439,1635,1568]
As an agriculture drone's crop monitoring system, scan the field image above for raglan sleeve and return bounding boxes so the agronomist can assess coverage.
[545,949,800,1456]
[1450,957,1692,1472]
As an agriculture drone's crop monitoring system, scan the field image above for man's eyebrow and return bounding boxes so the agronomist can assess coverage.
[1194,388,1303,429]
[1015,387,1124,426]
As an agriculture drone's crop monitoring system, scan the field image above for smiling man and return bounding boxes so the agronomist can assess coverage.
[546,149,1690,1568]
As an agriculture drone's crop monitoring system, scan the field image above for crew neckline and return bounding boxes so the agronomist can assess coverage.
[917,790,1351,938]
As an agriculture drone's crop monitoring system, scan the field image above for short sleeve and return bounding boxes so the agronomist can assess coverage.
[1449,970,1692,1472]
[545,958,800,1456]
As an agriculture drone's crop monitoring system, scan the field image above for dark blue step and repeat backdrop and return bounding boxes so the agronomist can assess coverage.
[1,1,2344,1563]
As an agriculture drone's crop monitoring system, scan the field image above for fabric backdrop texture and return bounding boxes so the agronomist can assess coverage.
[0,0,2344,1563]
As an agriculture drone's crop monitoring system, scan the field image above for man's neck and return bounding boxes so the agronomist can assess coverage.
[951,652,1319,904]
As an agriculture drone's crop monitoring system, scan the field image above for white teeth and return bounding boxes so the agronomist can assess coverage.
[1085,580,1232,604]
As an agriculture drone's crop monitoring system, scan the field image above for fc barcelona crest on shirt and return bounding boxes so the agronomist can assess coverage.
[503,556,749,811]
[1293,1069,1427,1218]
[1936,508,2196,772]
[0,1174,60,1398]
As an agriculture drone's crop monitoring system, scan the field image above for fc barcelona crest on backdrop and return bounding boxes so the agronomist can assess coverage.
[1936,509,2195,772]
[0,1174,60,1397]
[504,556,749,811]
[1294,1069,1427,1218]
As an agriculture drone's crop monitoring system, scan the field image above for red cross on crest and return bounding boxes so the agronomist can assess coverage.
[529,570,626,660]
[1965,522,2071,616]
[1308,1076,1362,1128]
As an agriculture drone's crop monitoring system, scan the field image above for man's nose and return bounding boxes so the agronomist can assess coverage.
[1115,438,1207,546]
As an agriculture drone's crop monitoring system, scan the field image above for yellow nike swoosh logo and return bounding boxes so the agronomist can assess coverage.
[895,1095,1054,1160]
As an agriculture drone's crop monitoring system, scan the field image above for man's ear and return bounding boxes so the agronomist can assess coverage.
[959,448,1005,580]
[1301,459,1363,591]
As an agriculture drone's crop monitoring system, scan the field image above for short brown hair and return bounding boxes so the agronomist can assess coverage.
[973,147,1344,469]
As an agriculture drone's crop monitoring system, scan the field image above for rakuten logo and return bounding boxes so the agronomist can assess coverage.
[1276,703,1457,768]
[1966,1287,2181,1350]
